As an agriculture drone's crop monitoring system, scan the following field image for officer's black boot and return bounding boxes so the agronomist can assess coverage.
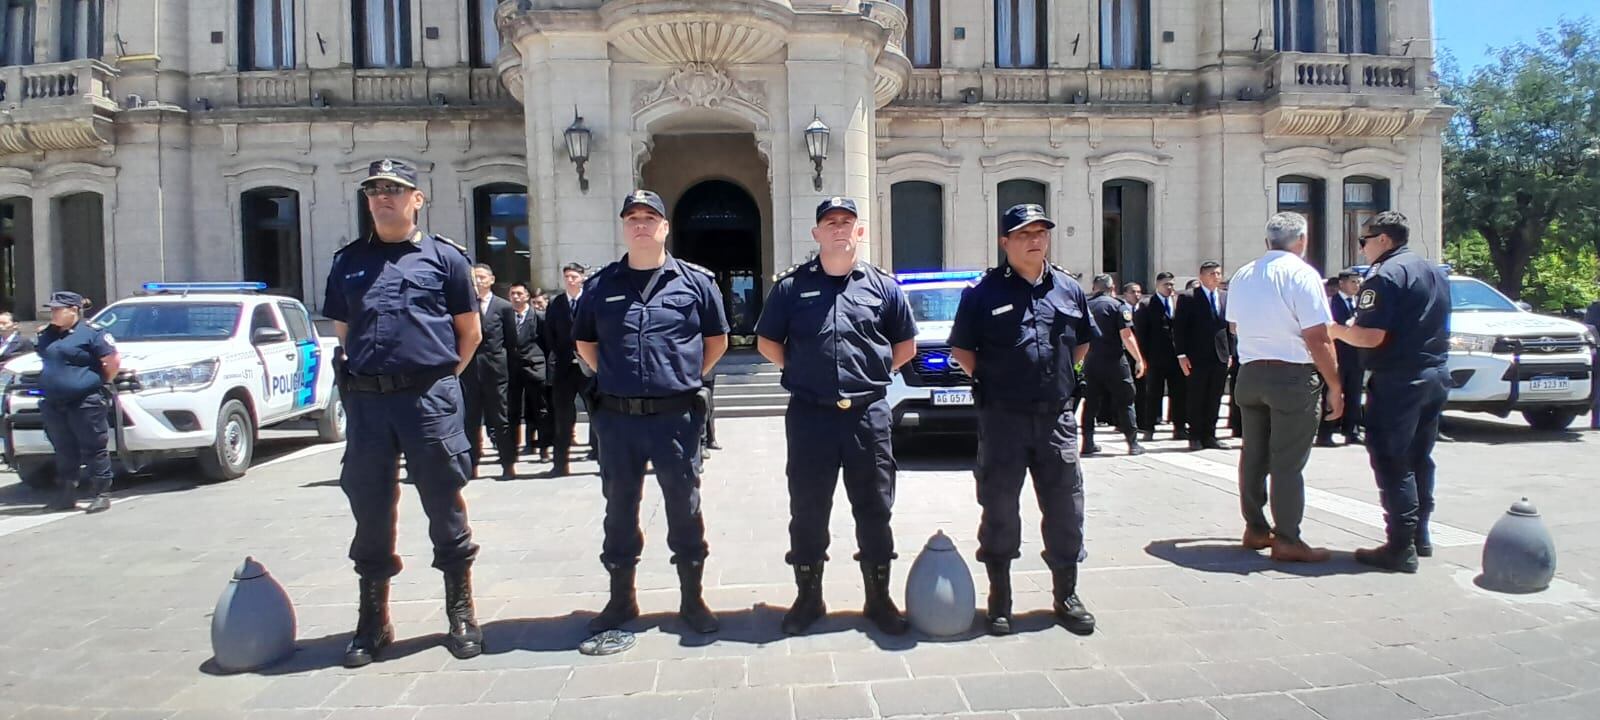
[676,561,720,634]
[344,577,394,668]
[984,561,1013,636]
[1125,433,1145,456]
[588,565,640,634]
[860,562,909,635]
[1050,564,1096,635]
[1415,515,1434,557]
[443,567,484,659]
[781,563,827,635]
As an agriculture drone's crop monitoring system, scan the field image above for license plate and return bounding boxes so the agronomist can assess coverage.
[932,389,974,406]
[1528,376,1569,392]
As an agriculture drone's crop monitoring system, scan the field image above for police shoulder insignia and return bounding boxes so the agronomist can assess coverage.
[1122,308,1134,323]
[863,262,894,280]
[678,259,717,279]
[773,263,804,282]
[432,234,470,255]
[102,333,116,347]
[333,238,363,257]
[1358,288,1377,310]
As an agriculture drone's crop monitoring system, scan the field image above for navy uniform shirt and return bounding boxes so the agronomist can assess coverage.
[1086,293,1134,366]
[755,259,918,403]
[36,320,115,402]
[949,265,1100,409]
[323,231,476,375]
[573,254,730,398]
[1353,246,1451,372]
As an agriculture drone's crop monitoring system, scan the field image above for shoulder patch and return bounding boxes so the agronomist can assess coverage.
[677,259,717,279]
[102,333,116,347]
[432,234,470,255]
[1357,288,1378,310]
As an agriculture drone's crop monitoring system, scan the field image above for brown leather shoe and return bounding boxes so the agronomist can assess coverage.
[1242,529,1275,551]
[1270,539,1331,563]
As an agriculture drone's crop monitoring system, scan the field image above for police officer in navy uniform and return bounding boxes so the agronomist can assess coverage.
[574,190,729,635]
[35,291,120,514]
[950,204,1100,636]
[755,197,918,636]
[1329,211,1450,573]
[1082,274,1148,456]
[323,158,485,667]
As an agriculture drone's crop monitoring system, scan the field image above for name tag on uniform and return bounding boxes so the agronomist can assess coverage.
[991,304,1014,316]
[606,295,626,302]
[800,291,821,298]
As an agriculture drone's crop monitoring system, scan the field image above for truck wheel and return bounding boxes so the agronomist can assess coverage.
[1522,408,1579,432]
[198,399,255,482]
[15,458,56,490]
[316,386,346,443]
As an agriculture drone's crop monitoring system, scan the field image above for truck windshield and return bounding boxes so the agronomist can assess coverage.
[1449,278,1518,313]
[92,303,243,341]
[907,286,966,323]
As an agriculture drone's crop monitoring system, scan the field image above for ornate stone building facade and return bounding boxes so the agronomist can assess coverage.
[0,0,1447,329]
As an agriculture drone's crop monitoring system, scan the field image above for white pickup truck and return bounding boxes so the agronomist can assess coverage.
[0,283,344,488]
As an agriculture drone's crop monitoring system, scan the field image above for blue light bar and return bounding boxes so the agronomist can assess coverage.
[143,282,268,293]
[895,270,985,284]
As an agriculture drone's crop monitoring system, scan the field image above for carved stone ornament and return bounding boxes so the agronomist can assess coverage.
[633,63,767,113]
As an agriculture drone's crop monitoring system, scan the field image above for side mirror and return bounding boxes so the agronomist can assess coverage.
[1516,301,1533,312]
[251,327,288,345]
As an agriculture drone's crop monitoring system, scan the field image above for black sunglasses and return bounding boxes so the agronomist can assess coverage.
[1358,233,1382,248]
[362,184,410,197]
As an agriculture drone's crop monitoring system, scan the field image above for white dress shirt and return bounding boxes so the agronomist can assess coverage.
[1224,250,1332,364]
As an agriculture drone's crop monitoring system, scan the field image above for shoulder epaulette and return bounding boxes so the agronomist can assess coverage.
[863,262,895,280]
[432,234,469,255]
[677,259,717,279]
[333,238,364,257]
[773,263,805,282]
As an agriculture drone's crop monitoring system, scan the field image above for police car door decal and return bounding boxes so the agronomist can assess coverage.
[293,338,319,410]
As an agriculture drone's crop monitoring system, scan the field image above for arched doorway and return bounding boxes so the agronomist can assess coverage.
[54,192,106,307]
[672,179,762,338]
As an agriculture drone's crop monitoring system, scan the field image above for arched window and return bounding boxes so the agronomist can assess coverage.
[1274,0,1317,53]
[60,0,103,60]
[353,0,411,69]
[1277,175,1326,272]
[241,187,304,300]
[240,0,294,70]
[1338,0,1380,55]
[888,0,940,68]
[1,0,35,66]
[891,181,945,272]
[468,0,499,68]
[1102,179,1151,287]
[54,192,106,306]
[1342,177,1390,266]
[1099,0,1149,70]
[474,183,529,291]
[995,0,1046,69]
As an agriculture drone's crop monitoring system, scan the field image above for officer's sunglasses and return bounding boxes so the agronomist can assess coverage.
[362,183,410,197]
[1358,232,1382,248]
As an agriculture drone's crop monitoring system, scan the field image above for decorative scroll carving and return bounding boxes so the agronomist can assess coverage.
[633,63,768,114]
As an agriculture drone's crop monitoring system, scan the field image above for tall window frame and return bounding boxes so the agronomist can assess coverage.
[1099,0,1149,70]
[994,0,1046,69]
[1341,177,1390,266]
[241,187,305,301]
[1274,0,1318,53]
[467,0,499,68]
[889,0,940,69]
[890,181,946,272]
[1337,0,1380,55]
[0,0,35,67]
[1277,176,1327,272]
[240,0,295,70]
[473,183,531,292]
[60,0,103,61]
[353,0,412,69]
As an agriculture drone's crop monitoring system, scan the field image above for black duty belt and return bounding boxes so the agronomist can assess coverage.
[791,392,884,411]
[347,368,453,394]
[596,392,697,416]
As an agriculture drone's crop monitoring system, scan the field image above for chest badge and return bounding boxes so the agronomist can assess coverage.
[800,290,821,298]
[836,398,852,410]
[991,304,1014,316]
[344,271,365,280]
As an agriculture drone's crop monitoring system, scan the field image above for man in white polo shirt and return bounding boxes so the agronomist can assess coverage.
[1224,212,1344,563]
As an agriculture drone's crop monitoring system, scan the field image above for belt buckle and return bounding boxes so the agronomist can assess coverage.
[377,375,395,393]
[836,398,852,410]
[626,398,647,415]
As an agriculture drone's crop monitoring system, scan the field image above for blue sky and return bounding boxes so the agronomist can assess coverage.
[1436,0,1595,72]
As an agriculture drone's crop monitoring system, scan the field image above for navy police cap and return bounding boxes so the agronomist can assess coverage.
[815,196,859,223]
[46,290,85,308]
[620,190,667,218]
[360,158,418,189]
[1001,203,1056,235]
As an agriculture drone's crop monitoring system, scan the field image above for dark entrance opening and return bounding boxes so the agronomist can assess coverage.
[672,179,762,340]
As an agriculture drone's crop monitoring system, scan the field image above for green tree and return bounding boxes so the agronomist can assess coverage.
[1441,19,1600,299]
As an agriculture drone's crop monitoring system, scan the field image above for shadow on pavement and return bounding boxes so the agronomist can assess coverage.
[1438,415,1590,445]
[1144,537,1379,577]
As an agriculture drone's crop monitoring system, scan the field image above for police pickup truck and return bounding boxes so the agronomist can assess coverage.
[0,283,344,488]
[886,271,984,441]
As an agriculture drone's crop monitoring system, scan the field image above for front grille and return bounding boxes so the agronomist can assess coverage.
[902,347,971,388]
[1500,362,1593,382]
[1493,334,1590,355]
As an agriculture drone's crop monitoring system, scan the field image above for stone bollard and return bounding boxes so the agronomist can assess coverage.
[1479,498,1557,594]
[904,530,977,637]
[210,557,297,672]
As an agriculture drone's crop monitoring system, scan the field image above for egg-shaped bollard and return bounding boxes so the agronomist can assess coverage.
[904,530,977,637]
[211,557,297,672]
[1479,498,1557,594]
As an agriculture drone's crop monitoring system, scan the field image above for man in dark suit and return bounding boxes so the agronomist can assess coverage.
[1319,270,1366,446]
[1173,261,1232,450]
[0,312,35,365]
[1134,272,1186,441]
[506,282,550,466]
[543,262,588,477]
[463,264,520,481]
